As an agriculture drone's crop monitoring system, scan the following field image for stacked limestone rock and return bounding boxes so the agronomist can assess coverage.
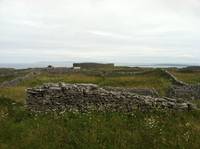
[104,87,159,97]
[26,83,197,112]
[168,84,200,100]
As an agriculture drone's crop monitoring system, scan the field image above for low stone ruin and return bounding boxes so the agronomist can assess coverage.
[26,83,197,112]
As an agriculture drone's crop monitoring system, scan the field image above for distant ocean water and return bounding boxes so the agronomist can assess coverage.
[0,62,73,69]
[124,64,188,68]
[116,63,190,68]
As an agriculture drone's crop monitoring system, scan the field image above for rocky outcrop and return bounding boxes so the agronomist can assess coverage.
[26,83,197,112]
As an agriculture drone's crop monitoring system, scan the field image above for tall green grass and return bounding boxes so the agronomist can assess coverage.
[0,87,26,103]
[170,70,200,84]
[1,97,200,149]
[21,70,172,93]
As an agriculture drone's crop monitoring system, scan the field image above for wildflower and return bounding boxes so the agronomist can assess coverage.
[185,122,191,127]
[144,116,158,129]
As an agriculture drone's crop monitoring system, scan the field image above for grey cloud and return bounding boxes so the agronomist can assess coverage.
[0,0,200,64]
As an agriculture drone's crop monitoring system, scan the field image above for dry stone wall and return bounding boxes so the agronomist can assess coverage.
[0,71,40,88]
[163,70,200,100]
[26,83,197,112]
[168,84,200,100]
[104,87,159,97]
[163,70,188,86]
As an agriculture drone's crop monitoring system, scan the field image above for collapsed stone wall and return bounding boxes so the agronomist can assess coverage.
[168,84,200,100]
[26,83,197,112]
[0,71,40,88]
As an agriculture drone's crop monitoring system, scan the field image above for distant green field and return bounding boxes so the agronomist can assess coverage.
[0,76,16,83]
[1,68,199,103]
[170,70,200,84]
[0,69,172,103]
[0,69,30,83]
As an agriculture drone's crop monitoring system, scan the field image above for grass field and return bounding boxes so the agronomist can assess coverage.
[1,97,200,149]
[0,68,30,83]
[0,69,172,104]
[1,68,200,148]
[170,71,200,84]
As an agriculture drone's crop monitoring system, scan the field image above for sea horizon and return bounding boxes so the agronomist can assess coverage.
[0,62,198,69]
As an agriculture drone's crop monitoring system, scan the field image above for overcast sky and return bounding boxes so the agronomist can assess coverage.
[0,0,200,64]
